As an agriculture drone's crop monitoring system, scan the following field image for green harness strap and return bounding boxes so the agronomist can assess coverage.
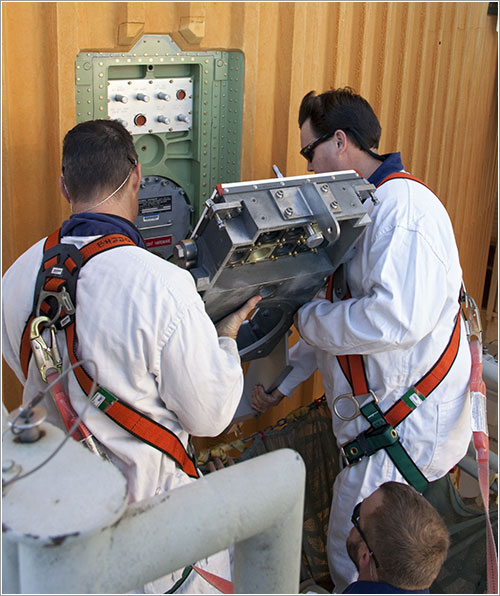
[344,401,429,493]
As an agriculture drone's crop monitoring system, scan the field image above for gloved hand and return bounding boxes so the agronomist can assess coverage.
[251,384,286,413]
[215,295,262,340]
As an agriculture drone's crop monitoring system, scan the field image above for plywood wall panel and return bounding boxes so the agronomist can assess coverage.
[2,3,497,436]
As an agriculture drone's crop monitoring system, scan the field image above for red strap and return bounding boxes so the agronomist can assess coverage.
[383,313,460,427]
[376,171,435,194]
[192,566,233,594]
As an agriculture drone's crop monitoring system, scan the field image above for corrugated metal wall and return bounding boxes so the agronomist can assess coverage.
[2,3,498,438]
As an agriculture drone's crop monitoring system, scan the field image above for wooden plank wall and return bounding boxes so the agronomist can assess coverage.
[2,3,498,441]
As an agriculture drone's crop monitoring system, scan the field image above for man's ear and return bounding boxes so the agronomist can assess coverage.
[59,176,70,202]
[334,129,348,152]
[131,162,142,192]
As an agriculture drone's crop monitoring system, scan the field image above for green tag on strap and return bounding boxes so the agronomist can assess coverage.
[90,386,117,411]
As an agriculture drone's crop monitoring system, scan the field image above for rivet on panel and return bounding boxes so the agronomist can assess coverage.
[99,73,104,78]
[99,106,104,111]
[76,77,81,81]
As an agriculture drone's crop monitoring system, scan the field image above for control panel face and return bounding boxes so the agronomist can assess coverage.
[108,78,193,135]
[136,176,191,260]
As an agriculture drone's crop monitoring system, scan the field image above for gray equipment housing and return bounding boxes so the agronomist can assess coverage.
[175,170,374,363]
[136,176,192,260]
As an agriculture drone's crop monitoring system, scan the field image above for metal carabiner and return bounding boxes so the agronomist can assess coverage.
[30,316,62,382]
[460,282,483,342]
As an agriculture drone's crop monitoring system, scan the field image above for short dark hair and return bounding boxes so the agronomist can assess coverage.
[298,87,382,153]
[61,119,138,203]
[366,482,450,590]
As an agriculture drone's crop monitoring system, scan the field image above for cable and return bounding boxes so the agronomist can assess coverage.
[2,359,98,489]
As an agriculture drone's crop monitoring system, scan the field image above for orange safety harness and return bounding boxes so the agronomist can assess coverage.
[327,170,497,591]
[20,228,199,479]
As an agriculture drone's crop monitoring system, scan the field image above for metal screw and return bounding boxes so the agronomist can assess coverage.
[284,207,294,218]
[276,190,284,199]
[321,184,329,193]
[330,201,339,209]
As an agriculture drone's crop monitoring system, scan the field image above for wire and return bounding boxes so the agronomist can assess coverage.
[2,359,98,489]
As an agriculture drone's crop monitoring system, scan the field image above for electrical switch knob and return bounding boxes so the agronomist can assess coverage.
[305,224,324,249]
[114,94,128,103]
[157,115,171,124]
[176,114,191,124]
[136,93,150,102]
[157,92,171,101]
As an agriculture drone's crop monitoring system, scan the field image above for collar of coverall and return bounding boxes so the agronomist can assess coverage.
[367,152,404,187]
[60,212,146,249]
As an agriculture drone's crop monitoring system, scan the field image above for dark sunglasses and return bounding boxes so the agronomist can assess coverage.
[352,502,379,568]
[300,132,335,162]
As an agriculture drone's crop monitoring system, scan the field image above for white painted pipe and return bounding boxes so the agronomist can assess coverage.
[2,420,305,594]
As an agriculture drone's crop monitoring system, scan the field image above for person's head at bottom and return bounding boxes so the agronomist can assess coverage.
[346,481,450,593]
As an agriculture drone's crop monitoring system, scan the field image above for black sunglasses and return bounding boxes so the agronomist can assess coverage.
[352,502,379,568]
[300,132,335,162]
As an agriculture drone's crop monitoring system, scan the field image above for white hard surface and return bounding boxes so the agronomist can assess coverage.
[2,421,128,544]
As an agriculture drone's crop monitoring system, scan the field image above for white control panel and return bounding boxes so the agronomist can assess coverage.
[107,78,193,135]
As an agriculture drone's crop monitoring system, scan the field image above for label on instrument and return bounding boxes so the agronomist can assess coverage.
[470,391,488,434]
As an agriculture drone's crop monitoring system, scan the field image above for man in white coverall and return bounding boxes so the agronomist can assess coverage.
[2,119,261,594]
[252,87,472,592]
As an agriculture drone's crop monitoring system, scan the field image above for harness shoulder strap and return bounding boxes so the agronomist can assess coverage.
[376,171,435,194]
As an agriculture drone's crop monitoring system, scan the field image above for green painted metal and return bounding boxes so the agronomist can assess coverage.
[75,35,244,221]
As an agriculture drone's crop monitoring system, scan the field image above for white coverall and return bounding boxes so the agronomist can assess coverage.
[2,236,244,594]
[277,176,472,592]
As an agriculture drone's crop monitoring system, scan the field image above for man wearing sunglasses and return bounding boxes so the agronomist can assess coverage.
[345,482,449,593]
[252,87,471,591]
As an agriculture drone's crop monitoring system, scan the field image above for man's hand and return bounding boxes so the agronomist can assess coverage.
[215,295,262,340]
[251,384,286,413]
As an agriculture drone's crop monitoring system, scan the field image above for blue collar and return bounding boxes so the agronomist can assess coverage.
[343,580,429,594]
[368,152,404,187]
[60,213,146,249]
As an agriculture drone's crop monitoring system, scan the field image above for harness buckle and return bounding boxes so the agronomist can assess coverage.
[340,445,363,467]
[36,288,75,327]
[333,389,378,421]
[30,316,62,382]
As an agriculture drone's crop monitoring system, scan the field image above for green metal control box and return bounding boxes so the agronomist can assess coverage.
[75,35,244,259]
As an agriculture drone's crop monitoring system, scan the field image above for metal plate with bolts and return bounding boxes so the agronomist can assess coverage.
[175,170,374,362]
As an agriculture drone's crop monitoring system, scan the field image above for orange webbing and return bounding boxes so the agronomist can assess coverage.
[414,313,461,397]
[79,234,135,262]
[384,400,413,429]
[376,172,435,194]
[106,401,199,478]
